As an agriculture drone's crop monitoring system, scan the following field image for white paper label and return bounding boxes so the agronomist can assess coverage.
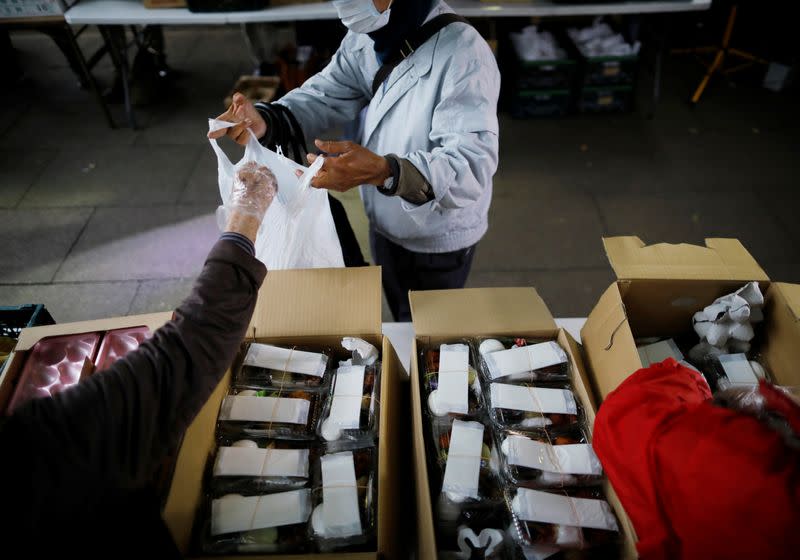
[442,419,484,500]
[437,344,470,415]
[486,341,567,380]
[505,436,601,476]
[637,339,684,367]
[513,488,619,531]
[219,395,310,425]
[719,353,759,385]
[214,447,309,478]
[211,489,311,535]
[329,365,366,430]
[490,384,577,414]
[321,451,363,538]
[243,343,326,377]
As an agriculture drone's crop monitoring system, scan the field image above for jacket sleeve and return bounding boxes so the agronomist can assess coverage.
[275,33,371,144]
[401,32,500,210]
[0,239,267,495]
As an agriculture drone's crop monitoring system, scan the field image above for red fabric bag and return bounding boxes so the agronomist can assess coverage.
[593,358,800,560]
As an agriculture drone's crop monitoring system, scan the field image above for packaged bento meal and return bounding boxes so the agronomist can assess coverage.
[217,387,321,440]
[237,342,330,390]
[477,337,569,384]
[318,363,381,446]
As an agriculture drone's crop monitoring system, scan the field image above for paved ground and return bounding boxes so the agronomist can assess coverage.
[1,25,798,324]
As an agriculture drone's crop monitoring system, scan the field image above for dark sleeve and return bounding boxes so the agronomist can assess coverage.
[379,154,434,205]
[0,239,267,495]
[254,101,281,148]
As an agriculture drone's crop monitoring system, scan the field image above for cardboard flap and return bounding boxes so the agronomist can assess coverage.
[409,287,556,337]
[14,312,172,351]
[775,282,800,322]
[603,236,769,282]
[251,267,382,338]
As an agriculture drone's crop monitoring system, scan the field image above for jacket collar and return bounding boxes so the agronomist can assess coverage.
[362,1,452,145]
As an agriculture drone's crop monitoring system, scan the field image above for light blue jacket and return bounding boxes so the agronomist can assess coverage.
[277,1,500,253]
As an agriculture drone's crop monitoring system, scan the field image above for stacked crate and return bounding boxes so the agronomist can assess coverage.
[504,29,577,118]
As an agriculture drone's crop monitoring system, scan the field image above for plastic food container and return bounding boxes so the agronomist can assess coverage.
[317,363,381,447]
[310,444,377,552]
[217,387,321,441]
[421,342,486,421]
[237,342,331,391]
[7,332,101,413]
[210,436,317,496]
[95,326,151,372]
[199,489,312,554]
[477,337,570,385]
[487,382,582,433]
[506,487,621,557]
[497,429,603,488]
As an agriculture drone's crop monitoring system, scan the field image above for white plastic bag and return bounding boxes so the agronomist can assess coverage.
[208,118,344,269]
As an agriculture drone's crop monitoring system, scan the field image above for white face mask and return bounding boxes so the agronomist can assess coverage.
[333,0,392,34]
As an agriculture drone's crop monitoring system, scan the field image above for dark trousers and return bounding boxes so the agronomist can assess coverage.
[370,229,476,322]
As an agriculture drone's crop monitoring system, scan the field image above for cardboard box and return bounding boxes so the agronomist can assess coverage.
[162,266,406,559]
[0,312,173,414]
[762,282,800,383]
[408,287,637,560]
[580,236,800,404]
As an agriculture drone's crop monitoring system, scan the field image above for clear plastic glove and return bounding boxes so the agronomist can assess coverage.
[226,161,277,218]
[218,161,278,239]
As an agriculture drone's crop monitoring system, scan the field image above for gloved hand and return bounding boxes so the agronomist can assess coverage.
[229,161,277,219]
[220,161,278,242]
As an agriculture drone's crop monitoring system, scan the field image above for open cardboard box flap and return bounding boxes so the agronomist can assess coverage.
[409,287,556,337]
[776,282,800,320]
[603,236,769,282]
[763,282,800,387]
[250,267,382,339]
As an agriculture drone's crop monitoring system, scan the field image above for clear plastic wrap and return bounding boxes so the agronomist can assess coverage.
[94,326,151,372]
[476,337,570,385]
[7,332,101,413]
[431,419,504,515]
[429,418,507,558]
[210,436,317,496]
[702,352,770,392]
[506,487,621,558]
[217,387,321,440]
[497,429,603,489]
[421,342,486,421]
[236,342,331,390]
[487,382,582,433]
[198,489,312,554]
[310,444,377,552]
[317,362,381,447]
[713,383,800,447]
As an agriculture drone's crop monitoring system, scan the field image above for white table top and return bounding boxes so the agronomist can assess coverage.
[382,317,586,378]
[66,0,710,25]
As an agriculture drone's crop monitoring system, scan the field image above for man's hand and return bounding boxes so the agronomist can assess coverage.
[207,93,267,145]
[302,139,391,193]
[224,162,277,242]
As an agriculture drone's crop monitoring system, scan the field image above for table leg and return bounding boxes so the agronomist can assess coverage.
[99,25,138,130]
[647,15,668,119]
[63,23,116,129]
